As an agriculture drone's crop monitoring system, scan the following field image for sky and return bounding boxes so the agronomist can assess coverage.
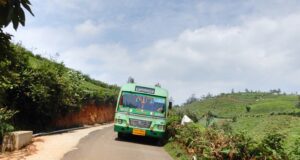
[4,0,300,104]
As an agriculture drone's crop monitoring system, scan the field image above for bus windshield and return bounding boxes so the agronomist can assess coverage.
[121,92,166,113]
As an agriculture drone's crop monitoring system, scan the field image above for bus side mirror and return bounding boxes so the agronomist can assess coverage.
[169,102,172,110]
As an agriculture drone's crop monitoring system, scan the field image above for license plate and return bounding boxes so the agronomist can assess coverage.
[132,128,146,136]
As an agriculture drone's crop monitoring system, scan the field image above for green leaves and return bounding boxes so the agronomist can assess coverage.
[0,107,17,142]
[21,0,34,16]
[166,111,292,160]
[0,0,34,30]
[1,44,119,131]
[289,138,300,159]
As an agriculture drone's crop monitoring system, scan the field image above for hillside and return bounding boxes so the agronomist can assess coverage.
[180,92,300,149]
[27,53,119,104]
[0,44,119,136]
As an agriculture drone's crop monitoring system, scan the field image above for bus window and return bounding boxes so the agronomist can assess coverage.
[122,92,166,113]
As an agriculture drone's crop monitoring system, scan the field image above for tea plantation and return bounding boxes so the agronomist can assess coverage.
[184,92,300,145]
[166,92,300,159]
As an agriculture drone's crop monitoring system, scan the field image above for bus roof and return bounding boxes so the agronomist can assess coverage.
[120,83,168,97]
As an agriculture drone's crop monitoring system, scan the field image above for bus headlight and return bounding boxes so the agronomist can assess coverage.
[157,125,165,130]
[116,119,123,124]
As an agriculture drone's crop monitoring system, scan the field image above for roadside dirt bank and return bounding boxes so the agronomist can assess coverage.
[53,104,115,128]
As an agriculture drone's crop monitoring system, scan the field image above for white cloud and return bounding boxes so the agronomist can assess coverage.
[75,20,106,36]
[137,14,300,103]
[7,26,76,55]
[6,1,300,104]
[59,44,135,83]
[56,12,300,103]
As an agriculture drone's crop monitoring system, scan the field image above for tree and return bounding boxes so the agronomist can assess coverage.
[0,0,33,138]
[184,94,198,105]
[127,76,134,83]
[0,0,34,30]
[169,96,174,103]
[0,108,17,143]
[206,111,214,127]
[155,82,161,87]
[296,96,300,109]
[245,88,249,93]
[231,89,235,94]
[246,106,251,112]
[0,0,34,95]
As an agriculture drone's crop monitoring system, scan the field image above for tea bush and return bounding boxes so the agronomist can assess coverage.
[166,112,291,160]
[289,137,300,159]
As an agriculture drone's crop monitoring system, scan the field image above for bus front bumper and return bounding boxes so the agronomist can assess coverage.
[114,125,165,138]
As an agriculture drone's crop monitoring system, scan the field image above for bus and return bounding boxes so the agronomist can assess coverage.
[114,82,172,140]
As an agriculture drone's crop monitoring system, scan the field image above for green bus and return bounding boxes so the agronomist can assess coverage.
[114,82,172,140]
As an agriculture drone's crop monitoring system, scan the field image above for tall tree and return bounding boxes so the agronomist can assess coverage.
[0,0,33,141]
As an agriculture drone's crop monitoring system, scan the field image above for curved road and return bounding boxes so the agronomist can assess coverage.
[62,126,173,160]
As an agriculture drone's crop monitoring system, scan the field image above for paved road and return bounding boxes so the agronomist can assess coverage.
[62,126,173,160]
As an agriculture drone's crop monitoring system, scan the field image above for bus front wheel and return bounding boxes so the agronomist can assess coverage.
[117,132,125,139]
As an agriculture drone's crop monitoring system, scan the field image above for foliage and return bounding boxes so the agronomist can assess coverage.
[127,76,134,83]
[275,111,300,117]
[295,96,300,109]
[0,35,28,108]
[231,132,257,159]
[166,110,181,138]
[0,0,34,30]
[6,60,83,129]
[232,116,237,122]
[1,44,119,131]
[220,122,233,133]
[0,0,33,139]
[246,105,251,112]
[0,107,17,143]
[184,109,199,122]
[184,94,198,105]
[166,111,291,160]
[257,133,287,159]
[181,91,300,152]
[289,137,300,159]
[205,111,215,127]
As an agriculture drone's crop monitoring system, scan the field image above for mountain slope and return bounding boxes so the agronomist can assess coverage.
[181,92,300,149]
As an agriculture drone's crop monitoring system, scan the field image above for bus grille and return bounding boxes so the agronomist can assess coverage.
[129,119,152,128]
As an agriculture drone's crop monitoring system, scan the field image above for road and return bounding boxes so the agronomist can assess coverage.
[62,126,173,160]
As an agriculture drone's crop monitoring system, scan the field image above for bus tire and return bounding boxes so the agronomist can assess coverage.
[157,138,165,146]
[118,132,125,139]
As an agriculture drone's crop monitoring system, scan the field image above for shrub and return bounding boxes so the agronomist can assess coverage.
[289,137,300,159]
[232,116,238,122]
[257,133,287,159]
[232,132,257,159]
[0,108,17,143]
[295,96,300,109]
[166,111,181,138]
[166,111,291,160]
[184,94,198,105]
[185,109,199,122]
[2,45,119,131]
[220,122,233,133]
[246,106,251,112]
[206,111,215,127]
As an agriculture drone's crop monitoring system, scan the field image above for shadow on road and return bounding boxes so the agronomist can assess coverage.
[115,135,162,146]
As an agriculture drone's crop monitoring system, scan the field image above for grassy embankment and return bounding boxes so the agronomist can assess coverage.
[165,92,300,160]
[0,44,119,141]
